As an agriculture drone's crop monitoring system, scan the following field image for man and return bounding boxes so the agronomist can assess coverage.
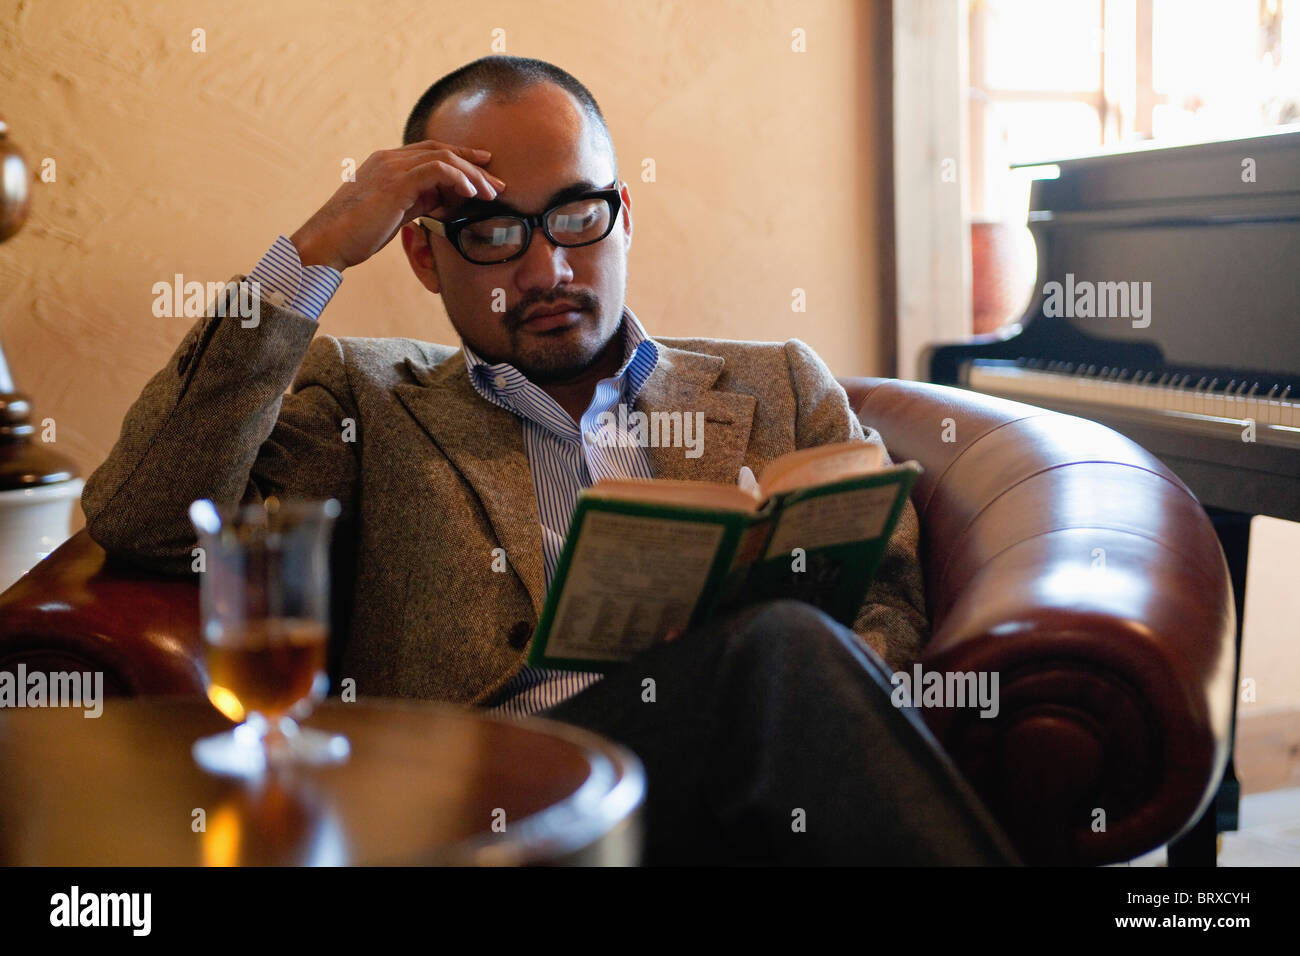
[83,55,1017,865]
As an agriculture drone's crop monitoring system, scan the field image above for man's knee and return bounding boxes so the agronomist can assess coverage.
[725,597,834,629]
[715,599,853,664]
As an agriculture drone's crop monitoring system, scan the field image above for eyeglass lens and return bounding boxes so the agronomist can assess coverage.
[459,196,613,263]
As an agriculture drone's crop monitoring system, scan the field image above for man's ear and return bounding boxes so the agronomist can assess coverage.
[619,180,633,253]
[400,222,442,295]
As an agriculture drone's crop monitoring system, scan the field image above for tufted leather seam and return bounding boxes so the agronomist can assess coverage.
[931,458,1207,595]
[875,406,1051,515]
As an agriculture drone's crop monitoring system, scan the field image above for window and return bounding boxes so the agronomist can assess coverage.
[969,0,1300,219]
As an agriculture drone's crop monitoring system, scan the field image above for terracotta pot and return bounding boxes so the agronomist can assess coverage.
[971,219,1037,335]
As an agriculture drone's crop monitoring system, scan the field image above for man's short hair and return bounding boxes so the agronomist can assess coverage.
[402,55,617,174]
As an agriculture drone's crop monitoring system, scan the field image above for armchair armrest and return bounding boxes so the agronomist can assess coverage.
[840,376,1236,865]
[0,530,203,695]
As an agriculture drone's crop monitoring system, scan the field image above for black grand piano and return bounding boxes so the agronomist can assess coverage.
[925,127,1300,865]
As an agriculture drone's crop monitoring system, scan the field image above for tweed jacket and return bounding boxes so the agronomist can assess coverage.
[81,290,929,704]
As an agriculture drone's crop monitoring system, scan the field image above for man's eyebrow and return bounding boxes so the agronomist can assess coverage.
[455,180,601,218]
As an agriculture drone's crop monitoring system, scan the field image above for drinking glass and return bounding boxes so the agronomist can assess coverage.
[189,496,349,777]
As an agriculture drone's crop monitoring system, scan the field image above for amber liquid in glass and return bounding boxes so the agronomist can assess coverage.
[206,618,326,723]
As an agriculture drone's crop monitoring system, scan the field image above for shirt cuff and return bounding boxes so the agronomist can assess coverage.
[247,235,343,321]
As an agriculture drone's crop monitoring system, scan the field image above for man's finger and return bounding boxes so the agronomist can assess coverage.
[406,157,495,199]
[397,138,493,161]
[400,159,494,222]
[390,146,506,191]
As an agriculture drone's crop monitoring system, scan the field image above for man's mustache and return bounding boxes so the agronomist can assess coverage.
[505,292,600,329]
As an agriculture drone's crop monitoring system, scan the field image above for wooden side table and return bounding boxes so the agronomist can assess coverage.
[0,698,644,865]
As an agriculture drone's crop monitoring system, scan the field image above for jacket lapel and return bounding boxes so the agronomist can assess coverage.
[393,352,549,617]
[391,339,757,619]
[633,344,757,484]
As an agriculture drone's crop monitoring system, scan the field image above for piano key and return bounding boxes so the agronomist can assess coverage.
[964,362,1300,448]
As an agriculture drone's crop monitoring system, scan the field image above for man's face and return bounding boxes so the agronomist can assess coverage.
[400,82,632,384]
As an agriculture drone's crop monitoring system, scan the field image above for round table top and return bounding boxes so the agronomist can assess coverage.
[0,697,644,865]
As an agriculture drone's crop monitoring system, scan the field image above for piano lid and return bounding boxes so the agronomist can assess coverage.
[1000,128,1300,381]
[1014,125,1300,212]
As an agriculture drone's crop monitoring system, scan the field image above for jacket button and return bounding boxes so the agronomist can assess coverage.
[507,621,532,649]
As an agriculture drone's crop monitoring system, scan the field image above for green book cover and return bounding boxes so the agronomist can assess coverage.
[713,464,920,627]
[527,453,921,672]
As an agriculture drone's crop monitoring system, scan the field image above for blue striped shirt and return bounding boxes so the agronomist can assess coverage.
[467,309,660,716]
[247,235,343,320]
[246,237,661,716]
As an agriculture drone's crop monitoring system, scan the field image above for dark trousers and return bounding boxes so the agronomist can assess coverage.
[541,599,1021,865]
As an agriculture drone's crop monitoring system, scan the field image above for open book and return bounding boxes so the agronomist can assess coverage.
[527,441,921,671]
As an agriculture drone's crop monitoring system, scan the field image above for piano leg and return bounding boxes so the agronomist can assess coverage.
[1167,506,1248,867]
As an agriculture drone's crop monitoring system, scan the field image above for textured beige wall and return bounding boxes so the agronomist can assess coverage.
[0,0,892,530]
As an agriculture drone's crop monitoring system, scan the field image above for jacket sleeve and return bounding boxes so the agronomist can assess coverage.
[81,279,361,576]
[782,338,930,671]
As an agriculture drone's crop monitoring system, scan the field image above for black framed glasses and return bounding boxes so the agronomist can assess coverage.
[417,181,623,265]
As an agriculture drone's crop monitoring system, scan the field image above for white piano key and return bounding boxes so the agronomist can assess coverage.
[965,363,1300,443]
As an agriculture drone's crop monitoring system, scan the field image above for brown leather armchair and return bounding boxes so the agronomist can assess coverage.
[0,377,1235,866]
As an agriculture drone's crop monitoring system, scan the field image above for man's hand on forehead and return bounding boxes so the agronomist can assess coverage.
[288,138,507,273]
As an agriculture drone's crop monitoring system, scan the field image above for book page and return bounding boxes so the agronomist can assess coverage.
[758,441,884,499]
[586,478,759,512]
[764,483,900,560]
[546,511,726,661]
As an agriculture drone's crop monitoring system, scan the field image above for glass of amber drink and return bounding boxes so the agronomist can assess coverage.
[188,496,349,776]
